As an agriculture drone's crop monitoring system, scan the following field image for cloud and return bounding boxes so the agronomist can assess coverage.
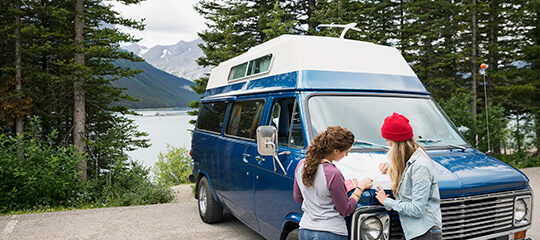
[107,0,206,48]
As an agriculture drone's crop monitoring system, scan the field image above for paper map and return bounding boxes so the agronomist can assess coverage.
[333,153,393,191]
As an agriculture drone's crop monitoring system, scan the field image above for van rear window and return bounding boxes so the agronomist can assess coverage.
[197,102,228,134]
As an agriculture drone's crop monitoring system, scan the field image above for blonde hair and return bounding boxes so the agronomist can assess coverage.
[302,126,354,187]
[388,138,423,197]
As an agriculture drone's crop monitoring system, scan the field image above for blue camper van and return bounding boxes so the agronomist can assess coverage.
[189,33,534,240]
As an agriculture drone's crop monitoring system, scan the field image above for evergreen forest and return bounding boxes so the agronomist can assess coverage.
[190,0,540,167]
[0,0,175,213]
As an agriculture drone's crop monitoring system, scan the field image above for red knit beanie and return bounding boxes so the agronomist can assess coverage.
[381,112,414,142]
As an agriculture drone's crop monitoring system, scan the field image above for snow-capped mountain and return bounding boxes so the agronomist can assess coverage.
[121,43,149,56]
[122,38,210,81]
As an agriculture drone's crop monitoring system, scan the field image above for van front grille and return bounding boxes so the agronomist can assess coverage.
[388,190,530,240]
[440,191,516,240]
[389,211,405,239]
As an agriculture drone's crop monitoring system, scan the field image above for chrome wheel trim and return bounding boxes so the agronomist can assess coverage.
[199,185,207,214]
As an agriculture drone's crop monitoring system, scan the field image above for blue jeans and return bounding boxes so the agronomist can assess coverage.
[299,229,348,240]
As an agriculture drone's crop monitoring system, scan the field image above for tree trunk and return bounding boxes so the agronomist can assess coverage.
[15,0,23,159]
[307,0,316,34]
[488,0,498,103]
[515,114,522,152]
[74,0,87,181]
[488,0,500,154]
[534,110,540,156]
[400,0,404,44]
[471,0,478,146]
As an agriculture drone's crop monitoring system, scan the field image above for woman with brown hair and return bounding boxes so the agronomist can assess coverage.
[293,126,373,240]
[374,113,442,240]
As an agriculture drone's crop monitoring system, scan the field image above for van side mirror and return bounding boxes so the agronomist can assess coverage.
[256,126,278,156]
[256,126,287,175]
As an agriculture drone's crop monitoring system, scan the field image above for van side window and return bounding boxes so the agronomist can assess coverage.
[247,54,272,76]
[226,100,265,140]
[197,102,228,134]
[269,98,305,148]
[228,54,273,81]
[229,62,248,80]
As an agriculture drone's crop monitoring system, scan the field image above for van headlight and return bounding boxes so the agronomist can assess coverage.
[360,217,383,239]
[356,213,389,240]
[514,195,532,226]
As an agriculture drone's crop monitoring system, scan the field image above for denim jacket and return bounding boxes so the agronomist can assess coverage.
[383,148,442,240]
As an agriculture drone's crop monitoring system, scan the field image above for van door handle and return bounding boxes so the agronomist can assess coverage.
[278,151,291,156]
[255,156,265,162]
[242,153,250,163]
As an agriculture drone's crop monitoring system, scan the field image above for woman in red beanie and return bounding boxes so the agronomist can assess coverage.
[374,113,443,240]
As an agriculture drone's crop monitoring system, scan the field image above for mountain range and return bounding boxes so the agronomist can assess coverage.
[122,38,211,81]
[112,59,200,109]
[114,38,211,109]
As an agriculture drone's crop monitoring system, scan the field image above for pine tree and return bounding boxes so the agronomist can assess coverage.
[77,0,149,178]
[498,0,540,154]
[524,0,540,155]
[519,0,540,155]
[357,0,401,44]
[262,1,298,40]
[400,0,463,101]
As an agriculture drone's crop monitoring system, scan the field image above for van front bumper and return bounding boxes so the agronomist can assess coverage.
[350,189,533,240]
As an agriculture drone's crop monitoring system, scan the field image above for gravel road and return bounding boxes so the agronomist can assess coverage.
[1,167,539,240]
[0,185,263,240]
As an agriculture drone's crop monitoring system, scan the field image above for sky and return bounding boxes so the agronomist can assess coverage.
[107,0,207,48]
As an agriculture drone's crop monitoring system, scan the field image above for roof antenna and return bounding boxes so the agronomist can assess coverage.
[317,23,362,39]
[480,63,491,154]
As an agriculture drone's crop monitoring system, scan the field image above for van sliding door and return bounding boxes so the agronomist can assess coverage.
[220,99,265,231]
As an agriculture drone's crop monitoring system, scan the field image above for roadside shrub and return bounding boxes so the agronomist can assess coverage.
[0,122,88,213]
[493,152,540,169]
[97,161,174,207]
[0,118,175,214]
[152,144,192,186]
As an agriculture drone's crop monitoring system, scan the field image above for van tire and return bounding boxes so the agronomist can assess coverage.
[285,229,299,240]
[197,176,223,223]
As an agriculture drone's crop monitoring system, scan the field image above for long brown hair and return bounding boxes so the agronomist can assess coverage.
[302,126,354,187]
[388,138,424,197]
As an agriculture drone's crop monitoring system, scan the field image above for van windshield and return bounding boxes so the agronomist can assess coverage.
[307,95,469,150]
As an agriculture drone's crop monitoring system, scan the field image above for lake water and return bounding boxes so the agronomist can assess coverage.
[126,108,196,170]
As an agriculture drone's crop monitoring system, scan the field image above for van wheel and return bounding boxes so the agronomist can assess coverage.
[197,176,223,223]
[285,229,299,240]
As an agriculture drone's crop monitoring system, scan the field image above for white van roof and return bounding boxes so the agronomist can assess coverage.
[206,35,418,90]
